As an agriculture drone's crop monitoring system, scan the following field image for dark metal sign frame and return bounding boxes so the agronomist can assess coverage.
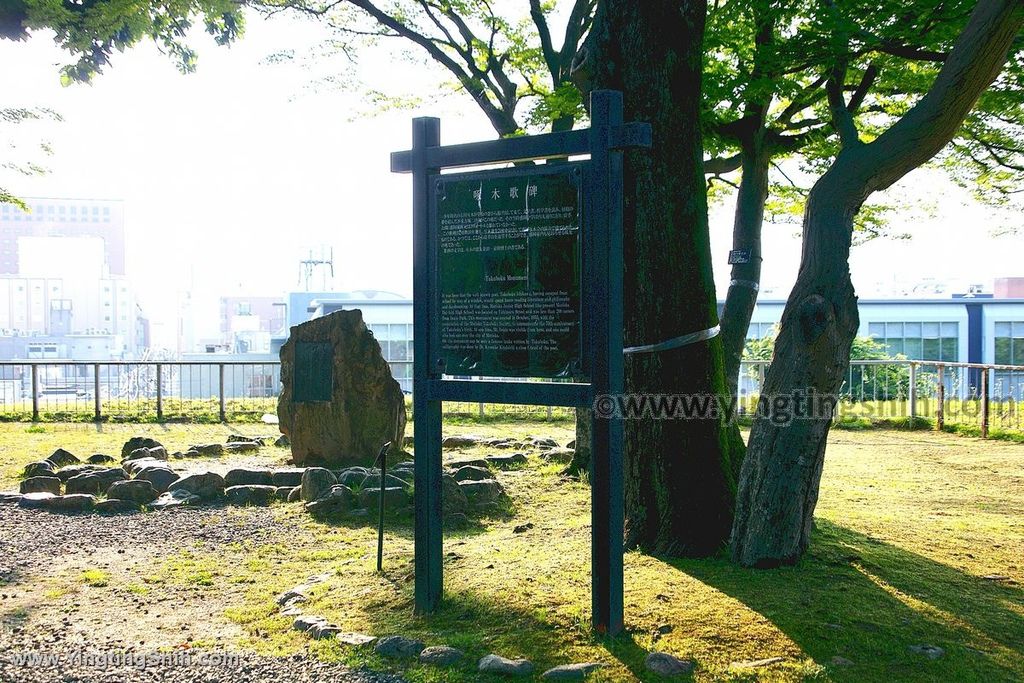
[391,90,650,636]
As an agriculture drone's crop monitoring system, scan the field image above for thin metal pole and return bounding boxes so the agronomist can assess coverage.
[30,364,39,421]
[937,364,945,431]
[93,363,101,421]
[218,363,226,422]
[909,362,917,425]
[376,441,391,573]
[156,363,163,421]
[981,367,989,438]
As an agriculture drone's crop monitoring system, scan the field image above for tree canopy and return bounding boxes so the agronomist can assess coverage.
[0,0,244,82]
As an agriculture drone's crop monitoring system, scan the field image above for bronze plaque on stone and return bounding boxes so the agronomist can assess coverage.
[293,341,333,402]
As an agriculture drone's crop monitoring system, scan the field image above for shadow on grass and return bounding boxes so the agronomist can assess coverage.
[672,520,1023,682]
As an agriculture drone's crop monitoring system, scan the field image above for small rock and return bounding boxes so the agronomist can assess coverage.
[459,479,505,505]
[655,624,673,635]
[309,624,343,639]
[442,474,469,515]
[225,485,278,507]
[65,469,125,494]
[538,448,575,464]
[513,523,535,534]
[453,465,491,482]
[357,487,409,510]
[46,448,80,467]
[121,437,164,459]
[479,654,533,677]
[287,487,301,503]
[566,440,576,449]
[275,434,291,447]
[419,645,464,666]
[123,458,166,477]
[125,446,167,463]
[94,499,141,514]
[0,493,24,505]
[55,464,106,483]
[442,435,481,449]
[41,494,96,513]
[134,466,180,494]
[335,632,377,646]
[224,468,273,487]
[830,656,854,667]
[541,662,603,680]
[292,615,328,633]
[19,476,61,495]
[151,489,200,509]
[731,657,785,669]
[645,652,694,676]
[276,589,308,606]
[226,434,262,445]
[188,443,225,456]
[106,479,158,504]
[336,468,368,488]
[225,441,261,454]
[17,492,56,509]
[375,635,426,658]
[271,468,306,487]
[87,454,116,464]
[305,485,354,514]
[301,467,337,502]
[908,645,944,660]
[171,472,225,500]
[486,453,528,468]
[22,461,55,478]
[981,574,1011,582]
[447,458,489,470]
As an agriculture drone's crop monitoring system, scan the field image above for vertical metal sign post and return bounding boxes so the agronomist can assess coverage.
[392,90,649,636]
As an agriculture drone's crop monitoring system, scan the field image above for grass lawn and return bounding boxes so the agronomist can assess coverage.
[1,422,1021,681]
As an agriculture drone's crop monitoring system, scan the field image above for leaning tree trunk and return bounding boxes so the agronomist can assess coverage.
[731,0,1024,567]
[577,0,740,554]
[719,136,770,399]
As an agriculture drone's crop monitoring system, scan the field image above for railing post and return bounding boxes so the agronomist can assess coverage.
[936,364,945,431]
[93,363,101,421]
[156,363,163,421]
[981,366,989,439]
[218,363,226,422]
[908,361,917,425]
[30,363,39,421]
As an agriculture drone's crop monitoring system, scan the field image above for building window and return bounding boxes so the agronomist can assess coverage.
[237,302,251,315]
[745,322,776,340]
[867,321,959,361]
[994,322,1024,365]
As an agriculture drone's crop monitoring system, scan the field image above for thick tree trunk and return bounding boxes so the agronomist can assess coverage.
[731,0,1024,567]
[580,0,740,554]
[719,137,770,399]
[730,169,861,566]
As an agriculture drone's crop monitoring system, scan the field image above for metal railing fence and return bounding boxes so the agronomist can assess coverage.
[0,358,1021,436]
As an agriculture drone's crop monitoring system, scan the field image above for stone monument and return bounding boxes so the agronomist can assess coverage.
[278,310,406,466]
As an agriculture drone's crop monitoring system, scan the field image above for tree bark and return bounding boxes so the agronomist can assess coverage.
[731,0,1024,567]
[719,136,770,399]
[580,0,740,555]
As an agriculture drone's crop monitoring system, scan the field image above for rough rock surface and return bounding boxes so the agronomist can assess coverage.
[107,479,159,505]
[478,654,533,677]
[120,436,164,459]
[277,310,406,467]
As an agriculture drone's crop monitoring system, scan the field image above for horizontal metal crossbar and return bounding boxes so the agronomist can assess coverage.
[390,122,651,173]
[427,378,593,407]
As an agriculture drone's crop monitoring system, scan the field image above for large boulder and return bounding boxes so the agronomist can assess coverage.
[121,437,164,460]
[271,468,306,487]
[304,484,354,514]
[54,464,107,482]
[23,461,54,478]
[125,446,167,462]
[41,494,96,513]
[277,310,406,467]
[152,489,200,509]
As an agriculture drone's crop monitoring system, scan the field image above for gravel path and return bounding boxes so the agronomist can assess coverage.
[0,504,404,683]
[0,504,301,581]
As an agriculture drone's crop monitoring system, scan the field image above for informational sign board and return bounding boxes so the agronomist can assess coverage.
[391,90,650,637]
[435,167,582,379]
[293,341,333,402]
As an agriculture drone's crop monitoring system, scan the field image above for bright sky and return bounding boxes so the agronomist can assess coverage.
[1,9,1021,348]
